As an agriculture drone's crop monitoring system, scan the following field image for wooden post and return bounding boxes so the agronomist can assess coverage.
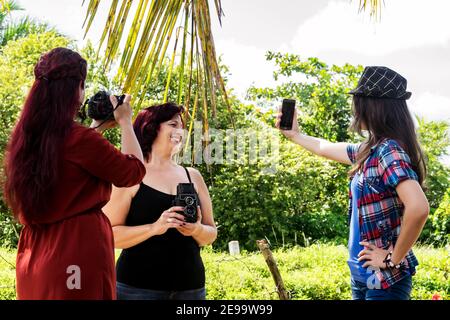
[256,239,290,300]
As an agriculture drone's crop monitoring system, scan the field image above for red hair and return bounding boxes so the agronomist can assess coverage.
[4,47,87,222]
[133,103,185,162]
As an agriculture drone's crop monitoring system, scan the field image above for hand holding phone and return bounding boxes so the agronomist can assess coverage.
[280,99,296,130]
[276,99,299,139]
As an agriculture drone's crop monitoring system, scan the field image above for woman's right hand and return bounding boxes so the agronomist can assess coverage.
[111,94,133,127]
[275,106,300,140]
[151,206,186,236]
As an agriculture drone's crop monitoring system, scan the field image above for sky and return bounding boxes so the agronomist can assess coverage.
[12,0,450,126]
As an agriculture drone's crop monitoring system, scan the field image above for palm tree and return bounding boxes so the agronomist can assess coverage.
[83,0,383,130]
[0,0,51,47]
[357,0,384,19]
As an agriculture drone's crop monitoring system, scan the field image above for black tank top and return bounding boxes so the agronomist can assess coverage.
[116,167,205,290]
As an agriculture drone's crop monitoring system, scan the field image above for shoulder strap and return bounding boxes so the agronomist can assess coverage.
[183,167,192,183]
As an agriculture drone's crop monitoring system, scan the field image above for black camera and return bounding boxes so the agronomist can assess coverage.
[80,90,126,121]
[172,183,198,223]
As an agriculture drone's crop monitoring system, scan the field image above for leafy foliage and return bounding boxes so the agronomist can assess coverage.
[428,188,450,245]
[204,54,363,250]
[0,1,54,46]
[417,118,450,209]
[248,52,363,142]
[0,37,448,252]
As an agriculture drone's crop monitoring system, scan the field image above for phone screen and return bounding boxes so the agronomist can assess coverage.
[280,99,296,130]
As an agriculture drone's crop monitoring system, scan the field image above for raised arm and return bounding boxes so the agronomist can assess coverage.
[111,94,144,163]
[275,107,353,165]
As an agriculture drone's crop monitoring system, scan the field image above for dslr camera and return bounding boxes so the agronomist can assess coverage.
[80,90,126,121]
[172,183,199,223]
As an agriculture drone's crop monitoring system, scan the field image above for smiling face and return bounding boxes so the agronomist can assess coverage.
[153,113,185,156]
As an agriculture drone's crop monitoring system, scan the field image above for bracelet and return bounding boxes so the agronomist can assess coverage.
[383,251,403,270]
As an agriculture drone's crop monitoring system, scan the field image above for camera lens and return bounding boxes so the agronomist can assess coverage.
[185,206,195,216]
[185,196,195,206]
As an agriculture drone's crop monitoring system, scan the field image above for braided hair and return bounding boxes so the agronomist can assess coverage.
[4,47,87,222]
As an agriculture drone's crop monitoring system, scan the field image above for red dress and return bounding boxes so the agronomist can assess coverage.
[15,123,145,300]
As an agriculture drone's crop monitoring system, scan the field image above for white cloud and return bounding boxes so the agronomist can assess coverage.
[215,38,277,98]
[291,0,450,56]
[410,92,450,122]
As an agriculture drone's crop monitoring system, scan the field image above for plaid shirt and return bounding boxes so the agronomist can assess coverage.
[347,138,420,289]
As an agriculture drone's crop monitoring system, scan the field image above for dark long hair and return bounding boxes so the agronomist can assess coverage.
[133,102,185,162]
[349,96,426,187]
[4,47,87,221]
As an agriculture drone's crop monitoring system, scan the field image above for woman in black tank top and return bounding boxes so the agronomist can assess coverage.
[103,103,217,300]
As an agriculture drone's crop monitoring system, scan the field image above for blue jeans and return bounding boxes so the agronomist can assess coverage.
[351,275,412,300]
[117,282,206,300]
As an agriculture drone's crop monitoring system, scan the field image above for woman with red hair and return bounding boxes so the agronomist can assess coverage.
[3,47,146,299]
[104,103,217,300]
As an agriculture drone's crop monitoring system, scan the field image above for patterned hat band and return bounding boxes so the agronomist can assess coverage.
[349,66,412,100]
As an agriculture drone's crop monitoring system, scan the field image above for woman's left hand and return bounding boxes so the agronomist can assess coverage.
[358,242,390,269]
[177,206,203,237]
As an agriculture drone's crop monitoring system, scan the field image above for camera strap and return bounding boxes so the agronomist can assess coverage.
[90,98,125,130]
[183,167,193,183]
[78,99,89,121]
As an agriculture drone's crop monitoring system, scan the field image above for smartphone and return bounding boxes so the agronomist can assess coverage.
[280,99,296,130]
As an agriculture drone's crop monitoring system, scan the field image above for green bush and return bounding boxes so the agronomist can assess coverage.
[429,189,450,245]
[207,136,349,251]
[419,187,450,246]
[0,212,20,248]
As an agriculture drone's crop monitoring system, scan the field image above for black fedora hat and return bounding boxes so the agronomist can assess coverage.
[349,66,412,100]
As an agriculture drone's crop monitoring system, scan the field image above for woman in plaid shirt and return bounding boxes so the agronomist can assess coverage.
[276,66,429,300]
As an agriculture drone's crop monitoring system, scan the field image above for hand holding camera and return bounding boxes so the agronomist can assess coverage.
[171,182,203,237]
[176,205,203,237]
[275,98,300,140]
[80,90,130,130]
[111,94,133,127]
[152,206,186,236]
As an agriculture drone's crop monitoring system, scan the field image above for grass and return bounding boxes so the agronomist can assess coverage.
[1,244,448,300]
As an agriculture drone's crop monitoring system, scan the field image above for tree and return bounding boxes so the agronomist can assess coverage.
[203,55,364,250]
[416,118,450,209]
[416,118,450,245]
[82,0,230,125]
[241,51,449,250]
[248,52,363,142]
[82,0,385,129]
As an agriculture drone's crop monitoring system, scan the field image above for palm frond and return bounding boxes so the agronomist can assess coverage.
[1,4,52,47]
[357,0,384,20]
[83,0,232,129]
[1,1,23,24]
